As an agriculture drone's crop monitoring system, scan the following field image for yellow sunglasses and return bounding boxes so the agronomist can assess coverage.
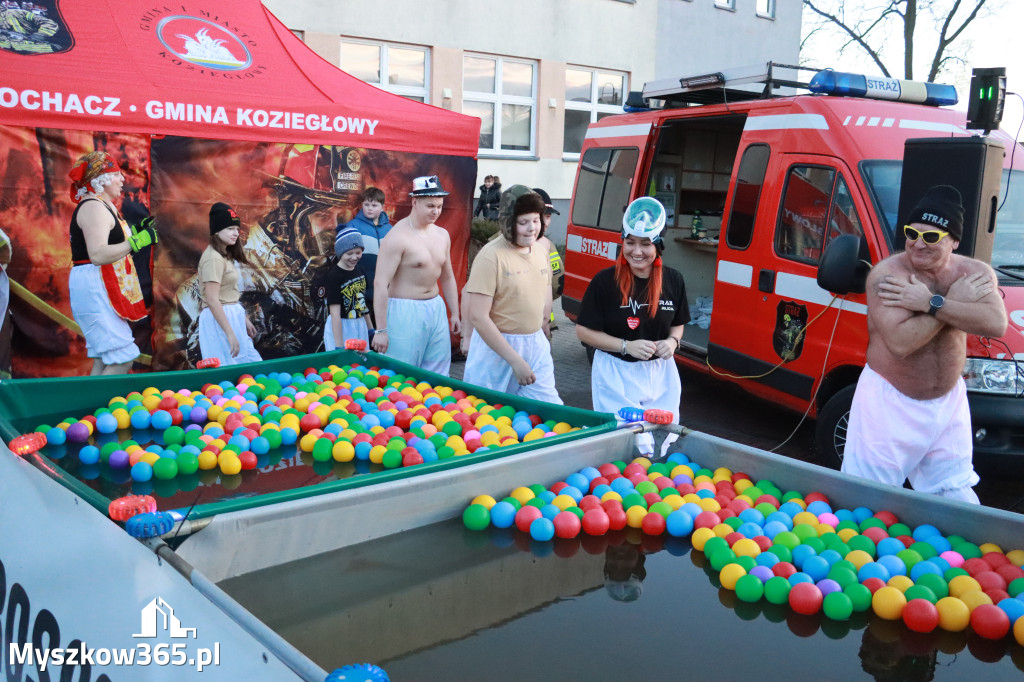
[904,225,950,245]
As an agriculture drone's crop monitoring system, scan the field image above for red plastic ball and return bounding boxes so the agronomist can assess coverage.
[717,508,737,520]
[641,512,666,536]
[384,425,404,438]
[975,571,1007,592]
[789,582,824,615]
[732,471,752,482]
[515,506,543,533]
[803,491,829,505]
[653,477,674,491]
[862,577,887,594]
[873,510,898,526]
[238,451,258,470]
[579,495,602,511]
[753,535,773,552]
[581,509,610,535]
[693,511,721,530]
[598,463,619,478]
[772,562,797,579]
[963,558,991,576]
[605,506,628,531]
[713,494,732,508]
[552,511,581,539]
[726,499,750,514]
[862,526,889,543]
[299,414,321,432]
[724,531,745,547]
[996,564,1024,584]
[158,396,178,411]
[550,481,569,494]
[589,477,610,493]
[643,492,663,507]
[896,535,915,549]
[970,603,1011,640]
[902,598,940,633]
[628,473,647,486]
[622,463,646,478]
[601,499,624,514]
[983,552,1011,569]
[168,408,184,425]
[984,589,1010,604]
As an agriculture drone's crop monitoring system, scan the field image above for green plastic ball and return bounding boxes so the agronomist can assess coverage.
[903,585,938,604]
[916,573,949,600]
[823,591,853,621]
[176,452,199,476]
[846,534,877,558]
[311,439,333,462]
[764,576,791,605]
[152,457,179,481]
[735,574,765,603]
[381,450,402,469]
[163,426,186,446]
[844,583,873,612]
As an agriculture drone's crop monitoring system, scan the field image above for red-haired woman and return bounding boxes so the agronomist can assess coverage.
[576,198,689,457]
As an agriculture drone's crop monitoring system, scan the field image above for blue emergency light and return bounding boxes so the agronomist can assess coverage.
[809,70,958,107]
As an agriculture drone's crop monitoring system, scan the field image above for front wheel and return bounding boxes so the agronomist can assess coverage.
[814,385,856,470]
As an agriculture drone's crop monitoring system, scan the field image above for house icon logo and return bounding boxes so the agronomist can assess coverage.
[133,597,197,639]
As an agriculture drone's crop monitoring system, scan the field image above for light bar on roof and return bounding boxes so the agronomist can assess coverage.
[679,72,725,90]
[809,70,958,107]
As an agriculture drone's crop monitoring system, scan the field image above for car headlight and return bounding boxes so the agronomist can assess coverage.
[963,358,1022,396]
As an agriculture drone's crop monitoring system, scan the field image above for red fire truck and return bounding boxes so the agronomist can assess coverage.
[562,63,1024,470]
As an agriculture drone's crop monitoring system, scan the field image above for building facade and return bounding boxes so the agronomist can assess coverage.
[262,0,801,241]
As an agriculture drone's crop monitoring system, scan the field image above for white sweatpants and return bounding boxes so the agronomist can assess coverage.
[385,296,451,376]
[463,329,562,404]
[68,264,140,366]
[198,304,263,366]
[324,316,369,351]
[842,365,979,504]
[592,350,681,456]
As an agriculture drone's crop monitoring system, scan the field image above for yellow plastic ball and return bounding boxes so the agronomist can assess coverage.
[713,523,734,539]
[871,586,907,621]
[219,454,242,476]
[113,408,131,430]
[936,596,971,632]
[368,445,386,464]
[625,506,647,529]
[632,457,652,470]
[510,486,535,505]
[332,440,355,462]
[948,575,981,598]
[816,523,837,537]
[142,395,162,411]
[691,527,716,552]
[552,422,572,434]
[662,495,685,511]
[140,452,160,466]
[844,549,874,571]
[837,528,860,542]
[600,490,623,503]
[552,494,578,511]
[1007,549,1024,567]
[959,589,993,613]
[979,542,1003,555]
[732,538,762,558]
[471,494,497,510]
[720,563,747,591]
[523,429,545,442]
[299,433,319,452]
[1014,612,1024,646]
[696,497,721,513]
[733,478,753,494]
[886,575,914,593]
[792,511,818,527]
[671,464,695,480]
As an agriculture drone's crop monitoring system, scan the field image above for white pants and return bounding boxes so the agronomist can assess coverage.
[592,350,681,456]
[842,365,979,504]
[385,296,451,376]
[198,304,263,366]
[463,329,562,404]
[324,316,369,351]
[69,264,140,366]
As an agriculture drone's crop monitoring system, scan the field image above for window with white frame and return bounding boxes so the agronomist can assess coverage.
[340,39,430,103]
[563,67,628,156]
[756,0,775,18]
[715,0,735,9]
[463,55,536,155]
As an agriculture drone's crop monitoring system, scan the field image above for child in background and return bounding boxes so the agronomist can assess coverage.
[198,202,262,365]
[338,186,390,326]
[324,226,371,351]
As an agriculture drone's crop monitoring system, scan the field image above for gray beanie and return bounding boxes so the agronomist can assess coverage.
[334,227,364,257]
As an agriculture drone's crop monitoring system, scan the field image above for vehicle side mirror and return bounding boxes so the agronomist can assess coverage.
[817,234,870,295]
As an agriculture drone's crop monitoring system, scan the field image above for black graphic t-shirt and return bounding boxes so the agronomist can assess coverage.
[577,266,690,362]
[326,265,370,319]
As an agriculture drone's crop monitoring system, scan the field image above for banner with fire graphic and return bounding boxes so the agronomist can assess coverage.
[0,126,475,377]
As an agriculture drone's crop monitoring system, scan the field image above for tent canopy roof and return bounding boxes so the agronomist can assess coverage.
[0,0,480,156]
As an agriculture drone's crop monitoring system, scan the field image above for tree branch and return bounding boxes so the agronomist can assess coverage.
[803,0,896,78]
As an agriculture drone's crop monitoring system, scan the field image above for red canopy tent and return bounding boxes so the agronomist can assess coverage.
[0,0,480,376]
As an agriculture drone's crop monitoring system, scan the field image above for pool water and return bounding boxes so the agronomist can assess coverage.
[220,518,1024,681]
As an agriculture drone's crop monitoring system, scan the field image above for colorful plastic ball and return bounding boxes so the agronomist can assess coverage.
[490,501,517,529]
[44,426,67,446]
[872,586,907,620]
[719,563,747,591]
[902,598,940,633]
[95,413,119,434]
[935,596,971,632]
[529,517,555,542]
[844,584,873,613]
[789,582,823,615]
[176,452,199,476]
[130,461,153,482]
[66,422,90,442]
[823,591,854,621]
[515,506,543,533]
[462,504,491,531]
[764,576,791,605]
[734,573,765,603]
[152,457,178,481]
[970,603,1011,640]
[579,508,609,536]
[78,445,100,465]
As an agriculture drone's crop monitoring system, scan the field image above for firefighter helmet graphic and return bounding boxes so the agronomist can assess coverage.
[0,1,73,55]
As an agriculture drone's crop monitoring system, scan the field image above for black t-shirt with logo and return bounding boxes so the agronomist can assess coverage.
[577,266,690,362]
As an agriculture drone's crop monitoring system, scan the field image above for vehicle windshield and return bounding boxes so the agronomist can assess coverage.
[861,161,1024,273]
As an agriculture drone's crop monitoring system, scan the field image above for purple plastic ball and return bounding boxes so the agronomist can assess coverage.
[749,565,775,583]
[65,422,90,443]
[189,407,207,423]
[108,449,130,469]
[816,578,843,597]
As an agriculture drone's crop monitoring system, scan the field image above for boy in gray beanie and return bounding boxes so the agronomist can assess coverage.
[323,226,371,351]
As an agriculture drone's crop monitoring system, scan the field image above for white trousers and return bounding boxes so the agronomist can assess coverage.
[592,350,681,456]
[324,316,369,351]
[68,264,140,365]
[842,364,979,504]
[198,304,263,366]
[385,296,451,376]
[463,329,562,404]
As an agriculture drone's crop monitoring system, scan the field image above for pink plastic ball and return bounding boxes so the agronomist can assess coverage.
[940,550,965,568]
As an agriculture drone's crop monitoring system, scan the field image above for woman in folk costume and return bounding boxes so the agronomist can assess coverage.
[197,202,263,366]
[576,198,690,457]
[67,151,156,375]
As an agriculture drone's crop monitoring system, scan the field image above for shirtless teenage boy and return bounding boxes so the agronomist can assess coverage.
[371,175,461,375]
[841,185,1008,503]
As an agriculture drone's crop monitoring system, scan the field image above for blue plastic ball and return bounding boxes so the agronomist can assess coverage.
[131,461,154,482]
[354,441,372,460]
[95,413,119,434]
[912,524,941,541]
[737,522,763,539]
[877,554,907,577]
[279,427,298,445]
[538,490,556,504]
[802,555,831,582]
[857,561,891,583]
[130,410,152,429]
[250,436,270,455]
[150,410,173,431]
[791,544,817,569]
[540,504,561,520]
[762,520,790,540]
[529,517,555,542]
[46,427,67,446]
[78,445,100,465]
[877,537,906,557]
[806,500,833,516]
[756,552,781,568]
[788,572,814,586]
[666,509,694,537]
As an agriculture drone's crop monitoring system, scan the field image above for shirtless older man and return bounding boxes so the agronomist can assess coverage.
[841,185,1008,503]
[371,175,461,375]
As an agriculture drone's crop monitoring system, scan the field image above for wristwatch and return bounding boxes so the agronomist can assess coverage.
[927,294,944,316]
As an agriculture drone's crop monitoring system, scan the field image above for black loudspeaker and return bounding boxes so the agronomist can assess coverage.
[897,136,1005,262]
